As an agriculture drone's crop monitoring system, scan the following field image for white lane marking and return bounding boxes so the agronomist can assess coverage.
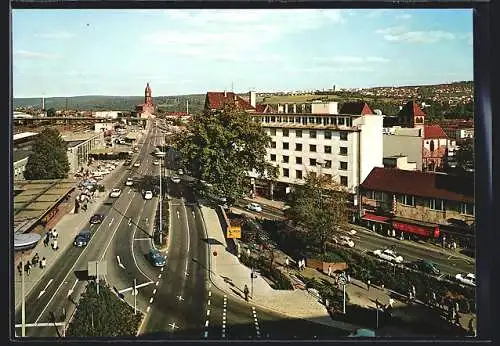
[134,238,151,241]
[153,289,157,295]
[207,300,210,306]
[160,266,164,272]
[156,281,159,286]
[224,295,227,298]
[109,217,114,227]
[192,210,195,218]
[169,322,179,330]
[205,320,209,327]
[204,331,208,338]
[67,279,79,297]
[158,274,162,279]
[208,291,212,297]
[130,203,156,283]
[178,295,184,302]
[149,297,154,304]
[206,309,210,316]
[37,279,54,299]
[117,256,126,269]
[146,306,150,313]
[177,210,180,219]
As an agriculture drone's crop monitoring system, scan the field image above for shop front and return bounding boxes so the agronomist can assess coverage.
[361,211,391,234]
[391,217,440,242]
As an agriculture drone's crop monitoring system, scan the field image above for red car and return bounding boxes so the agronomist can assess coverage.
[89,214,104,224]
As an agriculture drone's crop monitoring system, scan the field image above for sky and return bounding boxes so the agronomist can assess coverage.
[12,9,473,98]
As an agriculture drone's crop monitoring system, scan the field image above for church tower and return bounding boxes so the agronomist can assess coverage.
[145,82,153,106]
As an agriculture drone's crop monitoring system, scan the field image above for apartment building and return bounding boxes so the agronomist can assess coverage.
[360,167,474,249]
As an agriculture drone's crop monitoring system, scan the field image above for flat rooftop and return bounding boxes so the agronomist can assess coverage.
[13,178,77,233]
[13,132,38,141]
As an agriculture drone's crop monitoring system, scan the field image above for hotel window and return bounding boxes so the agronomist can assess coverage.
[340,161,348,170]
[295,143,302,151]
[339,147,348,155]
[373,191,383,201]
[310,144,317,152]
[331,117,337,125]
[302,117,308,125]
[295,129,302,137]
[340,132,348,140]
[309,158,317,166]
[270,128,276,136]
[270,141,276,148]
[283,129,289,137]
[283,155,289,163]
[460,202,475,216]
[283,142,289,150]
[296,157,302,164]
[270,154,276,162]
[309,117,315,123]
[271,116,276,122]
[296,170,303,179]
[295,117,301,123]
[397,194,415,207]
[283,168,289,177]
[426,198,445,211]
[310,130,317,139]
[316,117,322,124]
[324,145,332,154]
[325,131,332,139]
[346,117,352,127]
[340,176,348,186]
[364,190,374,199]
[325,160,332,168]
[338,117,345,126]
[323,118,330,125]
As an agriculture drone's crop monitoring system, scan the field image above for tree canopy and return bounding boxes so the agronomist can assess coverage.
[173,105,277,203]
[455,138,474,171]
[285,174,350,254]
[23,127,70,180]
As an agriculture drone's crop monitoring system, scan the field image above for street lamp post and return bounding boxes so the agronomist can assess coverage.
[21,252,26,337]
[159,159,163,244]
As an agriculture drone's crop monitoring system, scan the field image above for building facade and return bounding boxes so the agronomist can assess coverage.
[360,167,474,249]
[63,132,105,173]
[135,83,156,118]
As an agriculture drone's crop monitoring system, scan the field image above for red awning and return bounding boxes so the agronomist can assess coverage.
[362,212,390,224]
[393,221,431,237]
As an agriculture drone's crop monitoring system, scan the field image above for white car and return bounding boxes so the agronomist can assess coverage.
[246,203,263,213]
[109,188,122,198]
[133,162,140,167]
[177,169,184,175]
[144,190,153,200]
[334,235,355,248]
[455,273,476,287]
[153,160,160,166]
[125,178,133,186]
[171,176,181,183]
[373,249,404,263]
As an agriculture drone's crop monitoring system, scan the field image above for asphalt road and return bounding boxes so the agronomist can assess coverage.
[233,201,475,278]
[14,121,158,337]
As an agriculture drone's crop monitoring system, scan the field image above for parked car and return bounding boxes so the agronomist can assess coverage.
[73,230,92,247]
[133,162,140,167]
[171,176,181,183]
[124,160,132,166]
[125,178,134,186]
[109,188,122,198]
[89,214,104,224]
[333,235,355,248]
[348,328,376,338]
[144,190,153,200]
[153,160,160,166]
[455,273,476,287]
[246,202,263,213]
[373,249,404,263]
[148,248,166,267]
[411,259,440,275]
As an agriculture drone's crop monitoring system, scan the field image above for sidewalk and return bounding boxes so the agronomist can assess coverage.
[13,165,127,311]
[243,196,474,263]
[198,204,361,332]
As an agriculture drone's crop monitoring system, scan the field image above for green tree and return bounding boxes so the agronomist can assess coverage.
[284,173,350,255]
[455,138,474,171]
[23,127,70,180]
[46,107,56,117]
[174,104,277,203]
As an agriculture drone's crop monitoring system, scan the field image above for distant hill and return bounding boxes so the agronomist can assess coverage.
[13,94,207,114]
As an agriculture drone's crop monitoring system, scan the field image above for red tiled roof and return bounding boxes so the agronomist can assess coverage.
[360,167,473,202]
[206,92,256,111]
[424,125,448,139]
[339,102,374,115]
[398,100,426,118]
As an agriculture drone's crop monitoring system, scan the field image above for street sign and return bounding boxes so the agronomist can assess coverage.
[338,273,347,286]
[227,226,241,239]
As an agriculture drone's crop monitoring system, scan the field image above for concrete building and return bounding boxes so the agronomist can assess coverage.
[360,167,474,249]
[383,127,424,170]
[383,155,417,171]
[94,122,115,133]
[62,132,105,173]
[93,111,123,119]
[12,132,40,180]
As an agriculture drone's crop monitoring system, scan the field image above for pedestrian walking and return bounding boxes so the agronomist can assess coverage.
[24,262,31,276]
[328,265,332,277]
[52,239,59,251]
[43,234,49,247]
[367,279,371,291]
[40,257,46,269]
[454,312,461,326]
[243,284,250,302]
[17,262,23,276]
[455,301,460,313]
[285,257,289,268]
[432,291,437,306]
[388,297,394,308]
[347,273,351,284]
[412,285,416,297]
[52,229,58,239]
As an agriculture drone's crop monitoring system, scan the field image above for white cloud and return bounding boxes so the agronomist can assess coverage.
[376,27,456,43]
[35,31,74,40]
[14,50,60,59]
[314,56,390,64]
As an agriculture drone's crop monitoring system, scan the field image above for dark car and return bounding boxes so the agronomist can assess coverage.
[148,248,166,267]
[73,230,92,247]
[412,259,440,275]
[89,214,104,224]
